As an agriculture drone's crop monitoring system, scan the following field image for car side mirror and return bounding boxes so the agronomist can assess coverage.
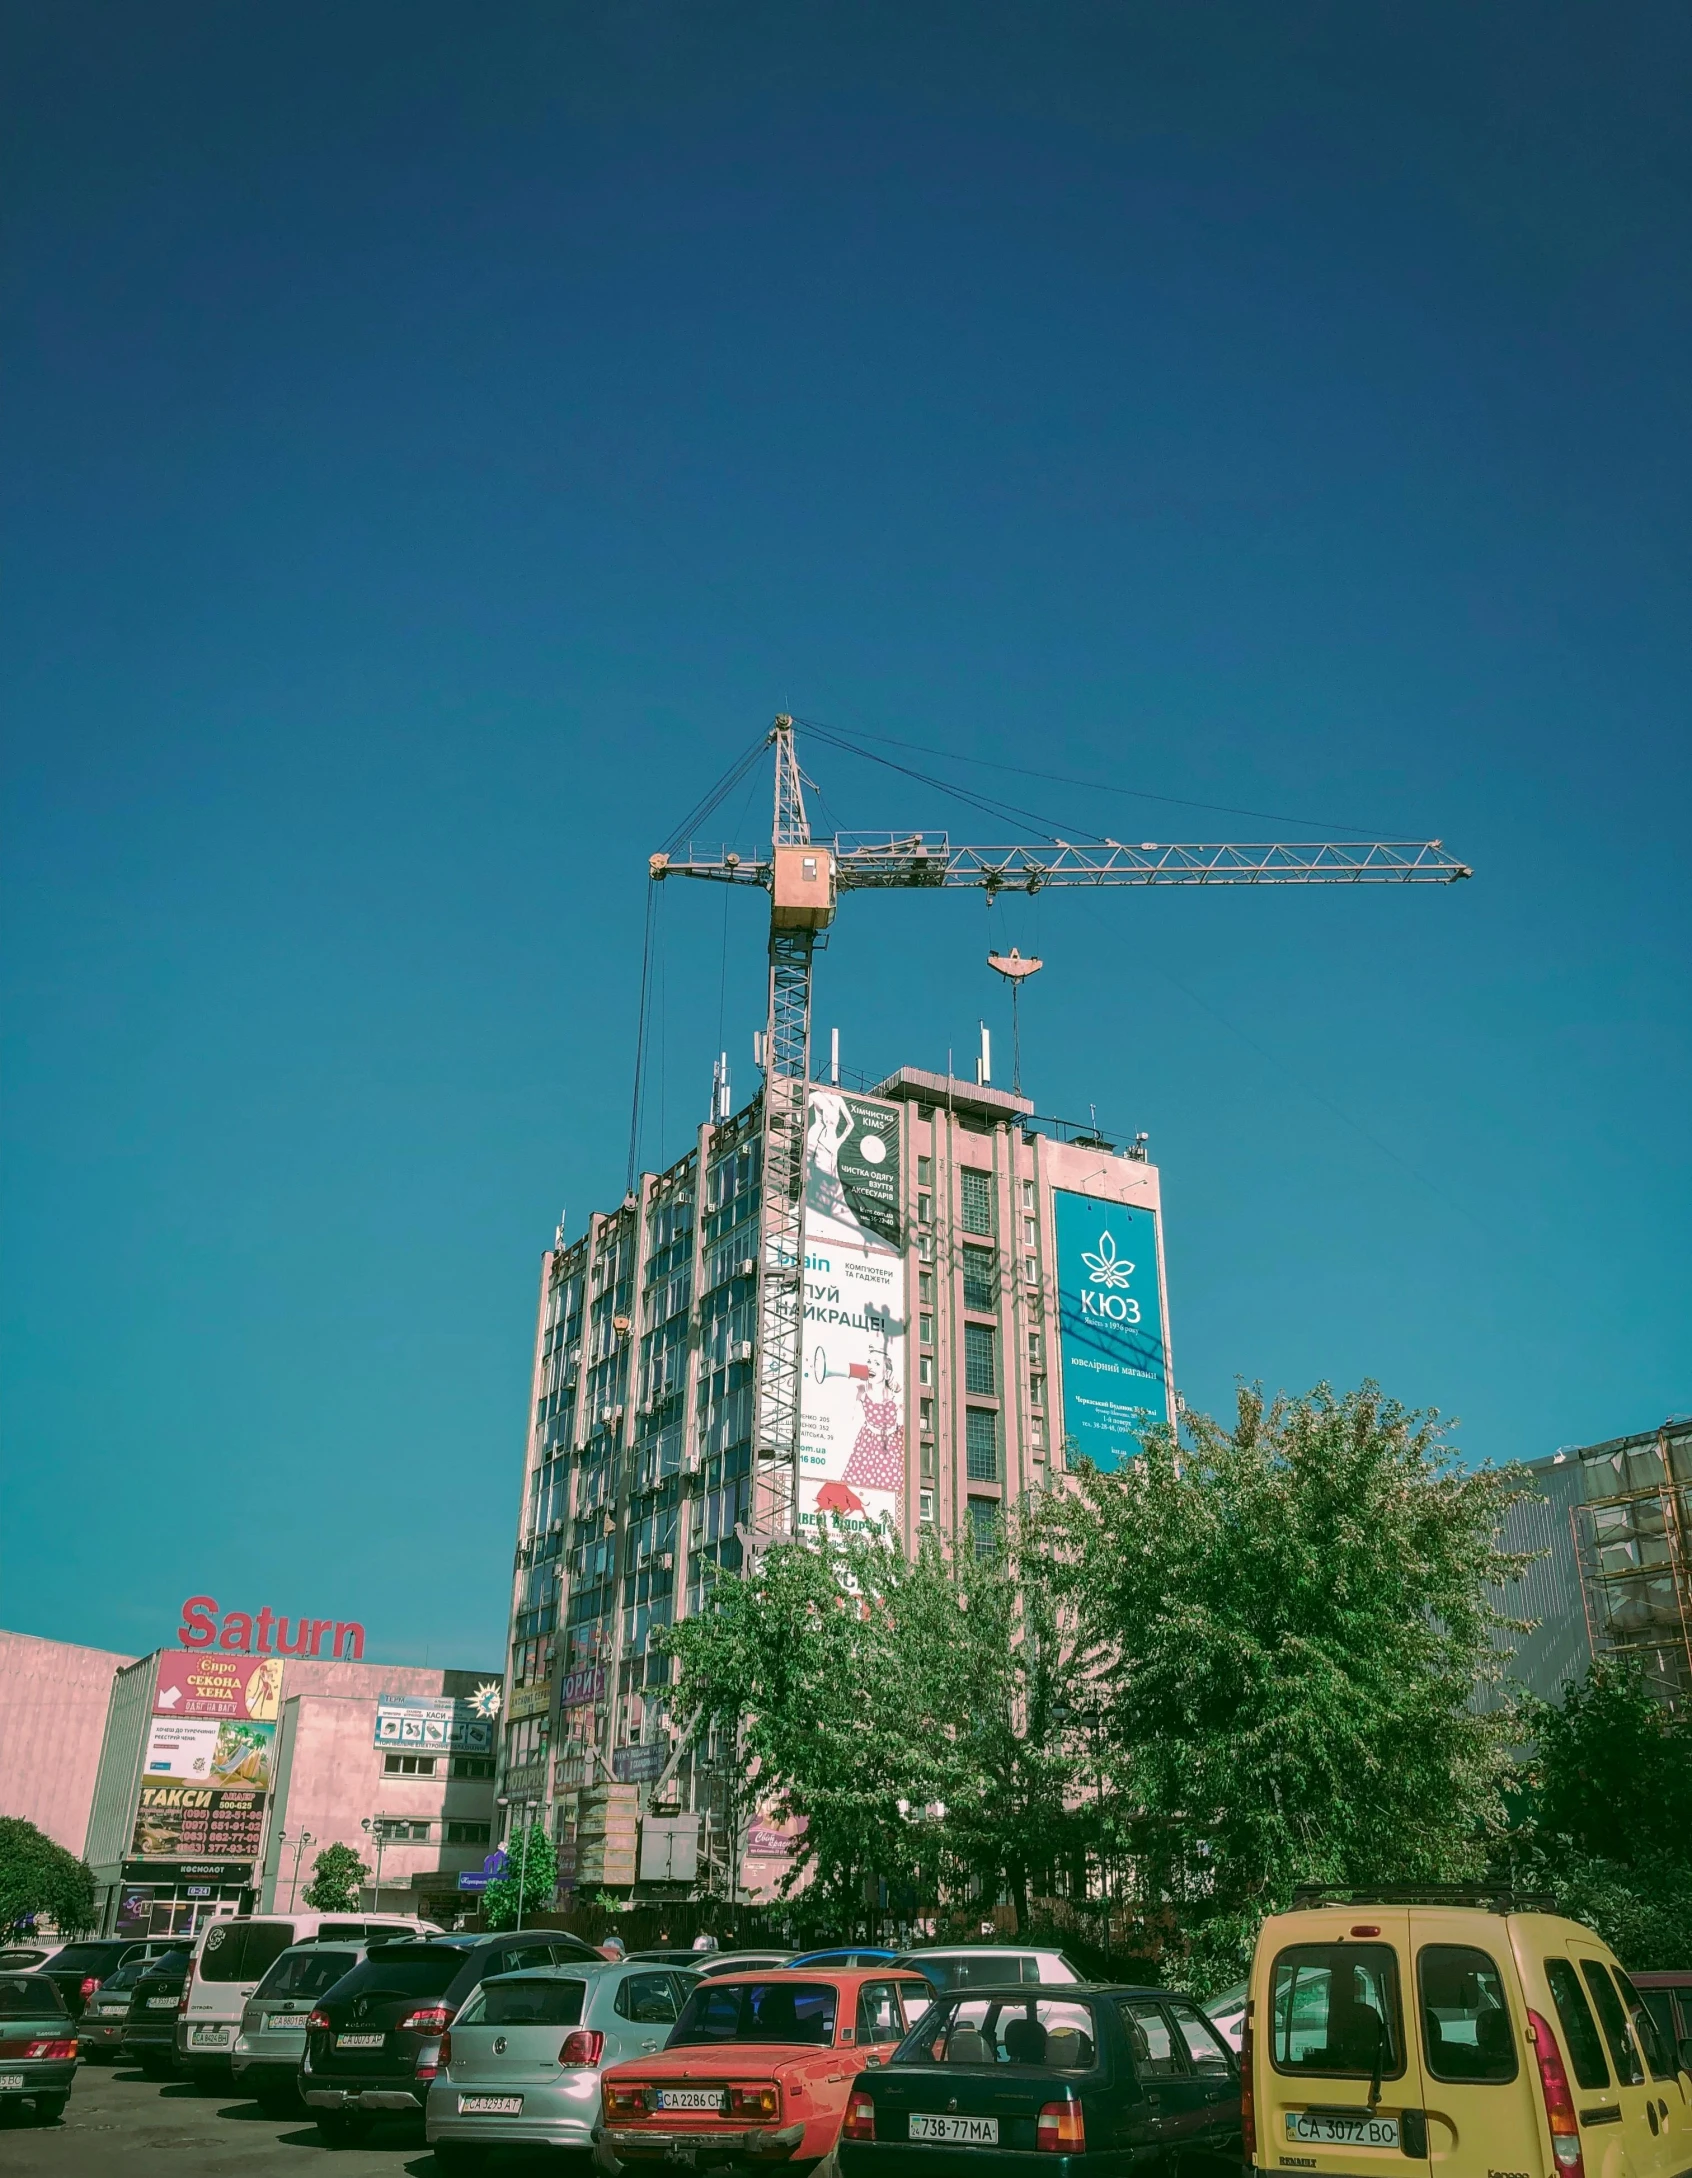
[865,2053,883,2066]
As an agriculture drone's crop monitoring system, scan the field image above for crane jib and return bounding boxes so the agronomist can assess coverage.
[650,839,1472,889]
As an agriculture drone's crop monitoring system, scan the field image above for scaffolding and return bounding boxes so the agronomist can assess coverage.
[1570,1422,1692,1709]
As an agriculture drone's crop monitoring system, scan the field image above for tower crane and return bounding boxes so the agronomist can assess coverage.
[649,715,1470,1554]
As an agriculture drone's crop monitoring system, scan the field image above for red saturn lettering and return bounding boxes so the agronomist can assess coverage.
[175,1598,366,1658]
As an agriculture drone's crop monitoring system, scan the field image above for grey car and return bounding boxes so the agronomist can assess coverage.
[232,1940,370,2113]
[427,1960,700,2168]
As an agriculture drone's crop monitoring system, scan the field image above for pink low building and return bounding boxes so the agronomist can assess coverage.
[0,1630,132,1858]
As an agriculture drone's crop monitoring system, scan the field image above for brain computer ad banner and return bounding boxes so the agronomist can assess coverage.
[1054,1190,1169,1471]
[798,1089,907,1540]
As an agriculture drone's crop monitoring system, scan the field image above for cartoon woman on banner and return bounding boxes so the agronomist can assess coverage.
[842,1334,904,1503]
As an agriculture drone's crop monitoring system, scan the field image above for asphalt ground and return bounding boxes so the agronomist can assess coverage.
[0,2055,576,2176]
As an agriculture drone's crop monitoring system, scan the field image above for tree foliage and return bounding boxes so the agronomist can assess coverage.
[0,1818,95,1935]
[484,1823,557,1930]
[302,1841,368,1911]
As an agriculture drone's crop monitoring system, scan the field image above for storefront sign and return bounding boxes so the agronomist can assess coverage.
[508,1679,552,1722]
[456,1848,509,1893]
[131,1784,266,1861]
[145,1715,275,1791]
[611,1743,667,1783]
[177,1595,365,1659]
[373,1696,455,1750]
[559,1664,606,1709]
[121,1859,252,1882]
[799,1090,906,1540]
[154,1651,284,1722]
[1053,1191,1169,1471]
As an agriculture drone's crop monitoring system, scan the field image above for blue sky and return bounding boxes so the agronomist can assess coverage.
[4,3,1688,1668]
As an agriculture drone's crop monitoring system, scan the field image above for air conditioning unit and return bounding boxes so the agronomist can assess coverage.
[683,1452,701,1477]
[658,1551,674,1572]
[733,1339,754,1362]
[738,1257,757,1278]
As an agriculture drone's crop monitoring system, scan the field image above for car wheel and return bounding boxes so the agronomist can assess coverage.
[33,2094,69,2124]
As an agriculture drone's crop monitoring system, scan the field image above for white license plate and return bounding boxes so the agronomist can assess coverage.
[265,2014,307,2033]
[459,2093,523,2115]
[336,2032,385,2049]
[191,2025,230,2045]
[1287,2113,1401,2147]
[911,2114,1000,2143]
[0,2074,24,2090]
[657,2089,728,2112]
[149,1997,179,2010]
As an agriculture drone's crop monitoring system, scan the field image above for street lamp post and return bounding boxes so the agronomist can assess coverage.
[285,1830,315,1912]
[360,1818,389,1912]
[497,1795,540,1929]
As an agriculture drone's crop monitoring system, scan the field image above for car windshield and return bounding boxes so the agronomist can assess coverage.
[138,1957,189,1988]
[99,1958,156,1994]
[0,1974,70,2019]
[461,1979,588,2027]
[908,1955,1036,1992]
[255,1950,361,2000]
[46,1944,129,1973]
[333,1948,461,1999]
[901,1995,1100,2070]
[672,1980,839,2046]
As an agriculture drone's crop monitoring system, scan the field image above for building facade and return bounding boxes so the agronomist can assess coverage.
[498,1068,1175,1895]
[0,1630,134,1857]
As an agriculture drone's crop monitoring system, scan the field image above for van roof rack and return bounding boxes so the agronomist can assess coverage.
[1289,1883,1560,1916]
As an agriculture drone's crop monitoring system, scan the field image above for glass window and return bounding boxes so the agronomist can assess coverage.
[1021,1180,1035,1210]
[199,1922,299,1984]
[446,1821,491,1845]
[254,1949,361,2000]
[1164,1997,1234,2077]
[919,1272,935,1305]
[960,1170,995,1237]
[617,1971,683,2024]
[461,1978,586,2027]
[965,1324,997,1395]
[1269,1945,1405,2080]
[905,1995,1099,2070]
[451,1756,496,1780]
[1024,1254,1038,1286]
[920,1313,934,1345]
[858,1981,907,2043]
[966,1408,999,1480]
[1638,1990,1680,2068]
[968,1497,999,1556]
[383,1754,437,1776]
[672,1979,838,2046]
[1417,1946,1517,2082]
[962,1248,996,1310]
[1120,1997,1189,2078]
[918,1157,933,1187]
[1542,1960,1609,2090]
[1028,1332,1043,1366]
[919,1488,936,1524]
[332,1947,461,1999]
[1614,1972,1675,2081]
[0,1975,68,2019]
[1580,1961,1644,2085]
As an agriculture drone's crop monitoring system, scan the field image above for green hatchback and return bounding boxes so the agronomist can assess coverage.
[0,1971,80,2125]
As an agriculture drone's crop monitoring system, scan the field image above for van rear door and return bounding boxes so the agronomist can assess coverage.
[1407,1911,1541,2178]
[1565,1945,1669,2178]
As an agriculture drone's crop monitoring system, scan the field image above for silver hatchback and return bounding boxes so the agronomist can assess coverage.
[427,1960,698,2167]
[233,1941,369,2113]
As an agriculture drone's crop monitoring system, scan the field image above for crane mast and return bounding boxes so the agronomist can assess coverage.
[650,716,1470,1557]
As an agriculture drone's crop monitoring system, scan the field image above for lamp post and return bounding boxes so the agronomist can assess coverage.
[359,1817,389,1912]
[497,1795,540,1930]
[285,1830,315,1912]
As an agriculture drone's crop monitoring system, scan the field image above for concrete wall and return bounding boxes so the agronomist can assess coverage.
[0,1629,133,1854]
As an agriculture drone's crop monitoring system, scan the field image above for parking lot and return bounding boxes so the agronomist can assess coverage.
[0,2059,568,2177]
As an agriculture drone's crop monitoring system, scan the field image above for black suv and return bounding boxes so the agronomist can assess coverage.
[37,1940,188,2021]
[122,1951,193,2077]
[302,1933,597,2144]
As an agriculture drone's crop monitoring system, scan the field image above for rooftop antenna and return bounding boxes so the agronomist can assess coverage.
[987,947,1043,1096]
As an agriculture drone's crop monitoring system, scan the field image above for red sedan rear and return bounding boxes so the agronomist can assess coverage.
[600,1968,934,2173]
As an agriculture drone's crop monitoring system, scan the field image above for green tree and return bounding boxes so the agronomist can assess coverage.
[1041,1383,1529,1989]
[484,1823,557,1930]
[302,1841,369,1911]
[0,1818,95,1935]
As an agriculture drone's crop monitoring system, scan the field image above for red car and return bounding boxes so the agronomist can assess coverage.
[600,1967,935,2173]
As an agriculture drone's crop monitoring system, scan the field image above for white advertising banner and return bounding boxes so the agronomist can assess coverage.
[143,1716,223,1781]
[799,1089,907,1542]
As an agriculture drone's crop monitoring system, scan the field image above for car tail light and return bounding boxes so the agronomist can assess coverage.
[438,2032,452,2070]
[844,2090,876,2142]
[560,2029,605,2066]
[81,1978,101,1998]
[1527,2011,1584,2178]
[307,2009,334,2032]
[1240,2002,1256,2162]
[1037,2101,1085,2153]
[400,2006,453,2032]
[729,2083,780,2119]
[604,2081,651,2119]
[28,2040,79,2060]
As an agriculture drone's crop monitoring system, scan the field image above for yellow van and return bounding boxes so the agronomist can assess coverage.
[1245,1888,1691,2178]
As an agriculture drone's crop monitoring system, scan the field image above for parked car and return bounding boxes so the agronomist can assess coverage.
[122,1950,194,2077]
[789,1949,905,1970]
[0,1945,64,1972]
[692,1950,797,1980]
[79,1950,188,2059]
[1631,1973,1692,2071]
[177,1909,441,2083]
[893,1945,1083,1991]
[38,1938,189,2021]
[428,1959,704,2169]
[839,1979,1240,2178]
[0,1970,81,2126]
[300,1933,606,2146]
[1245,1889,1692,2178]
[232,1939,372,2113]
[598,1966,937,2173]
[1203,1981,1247,2053]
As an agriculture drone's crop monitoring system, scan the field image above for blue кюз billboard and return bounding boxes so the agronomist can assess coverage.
[1053,1191,1168,1471]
